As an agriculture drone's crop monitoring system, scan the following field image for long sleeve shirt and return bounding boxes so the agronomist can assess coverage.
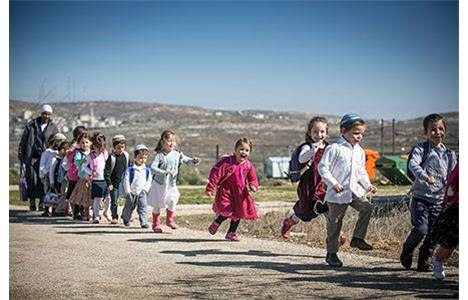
[150,150,197,186]
[409,142,457,204]
[80,150,108,181]
[318,137,372,204]
[123,164,152,195]
[39,148,57,178]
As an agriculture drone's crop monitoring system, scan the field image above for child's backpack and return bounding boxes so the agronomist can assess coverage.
[108,151,129,176]
[286,142,312,182]
[66,147,81,181]
[119,163,151,195]
[407,141,454,182]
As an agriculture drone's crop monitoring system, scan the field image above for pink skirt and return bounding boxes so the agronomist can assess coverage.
[212,184,259,221]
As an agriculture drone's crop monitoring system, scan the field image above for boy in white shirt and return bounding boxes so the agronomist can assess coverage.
[318,113,377,267]
[122,144,152,228]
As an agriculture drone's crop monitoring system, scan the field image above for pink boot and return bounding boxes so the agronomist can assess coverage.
[166,209,178,229]
[281,216,299,239]
[208,221,221,235]
[225,232,240,241]
[152,213,163,233]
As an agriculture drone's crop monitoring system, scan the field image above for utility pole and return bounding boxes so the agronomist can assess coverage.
[380,119,384,156]
[216,144,219,161]
[392,118,396,155]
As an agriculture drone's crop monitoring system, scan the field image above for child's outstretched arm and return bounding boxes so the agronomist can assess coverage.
[318,146,342,192]
[180,152,200,165]
[204,158,227,196]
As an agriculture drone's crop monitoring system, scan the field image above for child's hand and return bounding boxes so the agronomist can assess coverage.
[368,185,378,194]
[204,191,214,197]
[249,185,257,192]
[108,185,114,191]
[426,176,435,185]
[333,183,344,193]
[192,157,200,164]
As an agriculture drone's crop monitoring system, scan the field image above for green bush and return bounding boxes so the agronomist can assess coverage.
[177,167,207,185]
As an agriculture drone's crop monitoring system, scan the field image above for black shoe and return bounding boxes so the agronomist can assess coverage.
[141,224,149,229]
[29,205,37,211]
[326,253,343,267]
[350,238,373,251]
[41,211,49,217]
[417,261,432,272]
[123,222,130,227]
[72,215,82,220]
[400,244,414,269]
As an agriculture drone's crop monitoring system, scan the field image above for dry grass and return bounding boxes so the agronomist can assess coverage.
[178,206,458,267]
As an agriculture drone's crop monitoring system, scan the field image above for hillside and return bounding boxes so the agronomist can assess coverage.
[9,100,459,176]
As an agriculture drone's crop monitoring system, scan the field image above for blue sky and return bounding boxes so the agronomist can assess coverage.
[9,1,458,120]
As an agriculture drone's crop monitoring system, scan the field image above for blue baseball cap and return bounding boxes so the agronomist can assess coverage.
[340,113,364,128]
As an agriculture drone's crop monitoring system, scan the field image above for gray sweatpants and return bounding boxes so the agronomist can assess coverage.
[326,195,372,253]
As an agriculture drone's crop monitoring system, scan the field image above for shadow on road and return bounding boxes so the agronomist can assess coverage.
[171,260,457,299]
[128,238,221,243]
[9,209,82,225]
[160,248,322,259]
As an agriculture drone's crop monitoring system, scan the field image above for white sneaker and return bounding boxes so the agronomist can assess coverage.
[433,260,445,280]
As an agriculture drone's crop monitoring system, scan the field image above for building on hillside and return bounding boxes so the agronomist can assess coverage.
[265,156,290,179]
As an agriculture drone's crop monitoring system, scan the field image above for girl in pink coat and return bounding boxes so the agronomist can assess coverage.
[205,138,259,241]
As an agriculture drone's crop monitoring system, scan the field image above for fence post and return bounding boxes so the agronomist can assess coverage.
[216,144,219,161]
[392,118,396,155]
[380,119,385,156]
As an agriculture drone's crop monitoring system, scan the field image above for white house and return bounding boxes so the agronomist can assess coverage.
[265,157,290,178]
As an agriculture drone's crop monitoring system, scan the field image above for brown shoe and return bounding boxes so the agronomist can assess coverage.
[110,219,118,225]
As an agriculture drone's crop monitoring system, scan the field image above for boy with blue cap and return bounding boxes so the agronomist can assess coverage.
[318,113,377,267]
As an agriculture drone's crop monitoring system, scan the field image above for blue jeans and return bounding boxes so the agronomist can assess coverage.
[122,192,148,226]
[109,188,121,220]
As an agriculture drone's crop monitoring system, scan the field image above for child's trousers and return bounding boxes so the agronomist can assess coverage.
[326,195,372,253]
[122,192,148,226]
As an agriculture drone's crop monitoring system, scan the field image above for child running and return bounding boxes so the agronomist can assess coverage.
[147,130,200,233]
[431,162,458,280]
[400,113,457,271]
[205,138,259,241]
[80,133,109,224]
[104,134,129,224]
[281,117,329,239]
[121,144,152,228]
[318,113,377,267]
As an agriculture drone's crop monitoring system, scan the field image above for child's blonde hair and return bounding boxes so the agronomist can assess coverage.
[155,130,176,152]
[305,116,328,143]
[234,138,253,152]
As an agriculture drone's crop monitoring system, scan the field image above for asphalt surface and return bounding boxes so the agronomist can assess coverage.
[10,205,458,299]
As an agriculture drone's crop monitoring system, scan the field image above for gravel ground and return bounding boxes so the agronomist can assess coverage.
[10,205,458,299]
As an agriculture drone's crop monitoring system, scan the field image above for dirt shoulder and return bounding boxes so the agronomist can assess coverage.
[10,206,458,299]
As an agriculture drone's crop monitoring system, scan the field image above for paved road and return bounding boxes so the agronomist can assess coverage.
[10,206,458,299]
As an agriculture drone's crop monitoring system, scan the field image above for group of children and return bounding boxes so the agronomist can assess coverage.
[35,112,458,280]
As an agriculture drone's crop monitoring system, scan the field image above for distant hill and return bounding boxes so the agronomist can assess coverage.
[9,100,458,174]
